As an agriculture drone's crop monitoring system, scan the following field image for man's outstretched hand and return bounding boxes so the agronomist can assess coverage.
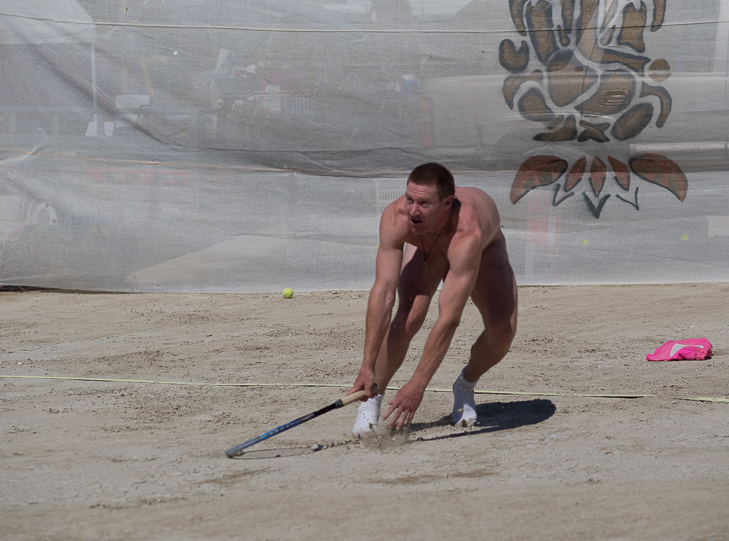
[382,381,425,431]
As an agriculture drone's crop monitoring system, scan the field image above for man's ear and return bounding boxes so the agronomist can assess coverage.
[444,195,454,209]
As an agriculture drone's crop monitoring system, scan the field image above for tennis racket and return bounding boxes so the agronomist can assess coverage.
[225,389,370,457]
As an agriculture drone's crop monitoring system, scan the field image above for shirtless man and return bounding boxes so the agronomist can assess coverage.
[349,162,518,435]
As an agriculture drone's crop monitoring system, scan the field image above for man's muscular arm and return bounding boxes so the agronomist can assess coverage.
[349,206,404,397]
[383,227,484,429]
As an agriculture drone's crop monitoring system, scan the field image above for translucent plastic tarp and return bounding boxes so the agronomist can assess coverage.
[0,0,727,292]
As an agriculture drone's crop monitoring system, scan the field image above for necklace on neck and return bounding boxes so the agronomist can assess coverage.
[420,221,449,272]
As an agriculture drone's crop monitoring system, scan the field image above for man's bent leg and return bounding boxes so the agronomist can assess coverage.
[374,243,446,388]
[452,237,518,426]
[354,244,446,437]
[353,293,432,437]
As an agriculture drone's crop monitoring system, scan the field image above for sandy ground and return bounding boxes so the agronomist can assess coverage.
[1,283,728,540]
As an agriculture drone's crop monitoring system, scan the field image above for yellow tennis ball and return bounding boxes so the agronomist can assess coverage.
[282,288,294,299]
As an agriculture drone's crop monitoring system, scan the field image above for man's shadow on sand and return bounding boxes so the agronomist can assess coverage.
[408,399,556,441]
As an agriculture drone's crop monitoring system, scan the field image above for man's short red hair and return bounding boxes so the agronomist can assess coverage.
[407,163,455,199]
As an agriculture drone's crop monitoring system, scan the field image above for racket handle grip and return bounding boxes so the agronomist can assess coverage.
[341,384,379,406]
[341,390,367,406]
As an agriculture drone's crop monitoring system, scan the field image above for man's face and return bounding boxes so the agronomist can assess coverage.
[404,181,451,235]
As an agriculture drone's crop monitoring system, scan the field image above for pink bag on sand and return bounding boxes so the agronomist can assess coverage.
[646,338,713,361]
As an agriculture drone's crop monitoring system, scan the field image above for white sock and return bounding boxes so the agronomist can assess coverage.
[352,393,384,438]
[451,369,478,427]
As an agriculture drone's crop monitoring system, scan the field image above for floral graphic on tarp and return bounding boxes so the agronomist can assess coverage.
[500,0,687,217]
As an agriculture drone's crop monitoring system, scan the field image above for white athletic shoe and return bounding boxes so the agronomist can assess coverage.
[451,370,478,427]
[352,394,384,438]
